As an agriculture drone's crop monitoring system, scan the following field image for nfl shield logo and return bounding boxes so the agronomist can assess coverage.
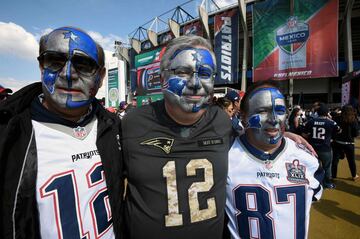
[276,16,309,55]
[73,126,87,140]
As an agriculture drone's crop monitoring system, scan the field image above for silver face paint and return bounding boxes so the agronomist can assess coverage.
[162,48,215,113]
[40,28,101,109]
[245,88,287,147]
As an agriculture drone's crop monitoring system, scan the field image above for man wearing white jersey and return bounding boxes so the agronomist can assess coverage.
[0,27,124,239]
[225,80,323,239]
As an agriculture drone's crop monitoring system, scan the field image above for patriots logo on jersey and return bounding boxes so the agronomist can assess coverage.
[286,159,309,184]
[140,137,174,154]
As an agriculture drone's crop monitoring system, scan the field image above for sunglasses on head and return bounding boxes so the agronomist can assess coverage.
[37,51,100,76]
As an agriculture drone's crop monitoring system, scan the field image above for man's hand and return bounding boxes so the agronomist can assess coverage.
[284,132,318,157]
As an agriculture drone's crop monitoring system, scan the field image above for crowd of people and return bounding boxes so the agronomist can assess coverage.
[286,102,359,184]
[0,26,358,239]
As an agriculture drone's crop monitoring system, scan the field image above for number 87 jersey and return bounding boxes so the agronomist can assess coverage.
[226,136,324,239]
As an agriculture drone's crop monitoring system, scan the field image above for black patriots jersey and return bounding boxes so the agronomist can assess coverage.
[304,117,340,151]
[122,100,232,239]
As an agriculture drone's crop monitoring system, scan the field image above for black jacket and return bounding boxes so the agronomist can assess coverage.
[0,82,124,238]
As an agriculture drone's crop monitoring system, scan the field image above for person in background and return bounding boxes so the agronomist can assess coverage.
[0,27,124,238]
[225,90,244,135]
[0,85,13,102]
[215,97,234,119]
[303,103,341,189]
[117,101,127,119]
[309,101,321,119]
[332,104,359,181]
[225,79,323,239]
[288,107,303,134]
[225,90,241,116]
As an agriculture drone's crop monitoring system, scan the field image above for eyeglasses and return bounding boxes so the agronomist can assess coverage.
[37,51,100,76]
[164,67,216,79]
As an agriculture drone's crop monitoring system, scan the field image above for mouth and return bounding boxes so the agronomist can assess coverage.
[183,95,204,102]
[57,87,83,95]
[264,128,279,137]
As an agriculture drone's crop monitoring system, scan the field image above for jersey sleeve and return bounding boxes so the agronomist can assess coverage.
[292,140,324,201]
[302,150,324,201]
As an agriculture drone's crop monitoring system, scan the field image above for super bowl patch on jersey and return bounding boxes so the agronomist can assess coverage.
[286,159,309,184]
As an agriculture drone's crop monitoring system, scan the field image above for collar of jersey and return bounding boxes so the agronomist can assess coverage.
[239,134,286,161]
[31,94,98,127]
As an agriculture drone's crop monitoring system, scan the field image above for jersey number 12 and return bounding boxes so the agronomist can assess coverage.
[163,158,216,227]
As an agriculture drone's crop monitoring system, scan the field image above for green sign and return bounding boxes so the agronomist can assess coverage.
[136,93,163,107]
[108,68,119,107]
[135,47,164,68]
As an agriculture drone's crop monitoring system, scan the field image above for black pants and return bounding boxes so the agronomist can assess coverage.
[332,142,357,178]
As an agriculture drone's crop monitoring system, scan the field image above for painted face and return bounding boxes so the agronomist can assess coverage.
[245,87,286,146]
[38,27,102,109]
[162,47,215,113]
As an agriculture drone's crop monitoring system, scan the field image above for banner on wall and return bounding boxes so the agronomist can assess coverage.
[134,47,166,68]
[158,31,174,45]
[108,68,119,107]
[214,9,239,85]
[134,47,166,95]
[141,40,153,51]
[136,62,162,95]
[253,0,338,81]
[183,20,203,36]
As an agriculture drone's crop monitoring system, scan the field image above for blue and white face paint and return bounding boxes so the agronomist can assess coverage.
[162,47,215,113]
[245,87,287,146]
[39,27,102,109]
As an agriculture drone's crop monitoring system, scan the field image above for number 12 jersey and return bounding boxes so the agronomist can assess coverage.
[122,100,232,239]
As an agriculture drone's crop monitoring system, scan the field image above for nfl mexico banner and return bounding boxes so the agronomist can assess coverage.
[253,0,338,81]
[214,9,239,85]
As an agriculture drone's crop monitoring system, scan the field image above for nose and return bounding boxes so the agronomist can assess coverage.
[186,73,201,90]
[59,60,77,84]
[267,111,278,125]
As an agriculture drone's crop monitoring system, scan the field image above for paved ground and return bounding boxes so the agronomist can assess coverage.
[308,138,360,239]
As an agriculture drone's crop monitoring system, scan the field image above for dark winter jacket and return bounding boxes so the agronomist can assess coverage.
[0,82,124,239]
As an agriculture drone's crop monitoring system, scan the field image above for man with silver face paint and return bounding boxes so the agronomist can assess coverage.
[225,80,324,239]
[0,27,124,239]
[245,87,287,148]
[161,46,215,114]
[122,35,233,239]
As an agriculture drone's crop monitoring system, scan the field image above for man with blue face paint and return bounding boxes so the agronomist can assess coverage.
[246,87,287,148]
[225,80,324,239]
[0,27,124,239]
[122,35,233,239]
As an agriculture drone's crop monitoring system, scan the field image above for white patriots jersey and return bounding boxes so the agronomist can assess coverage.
[226,136,323,239]
[33,119,114,239]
